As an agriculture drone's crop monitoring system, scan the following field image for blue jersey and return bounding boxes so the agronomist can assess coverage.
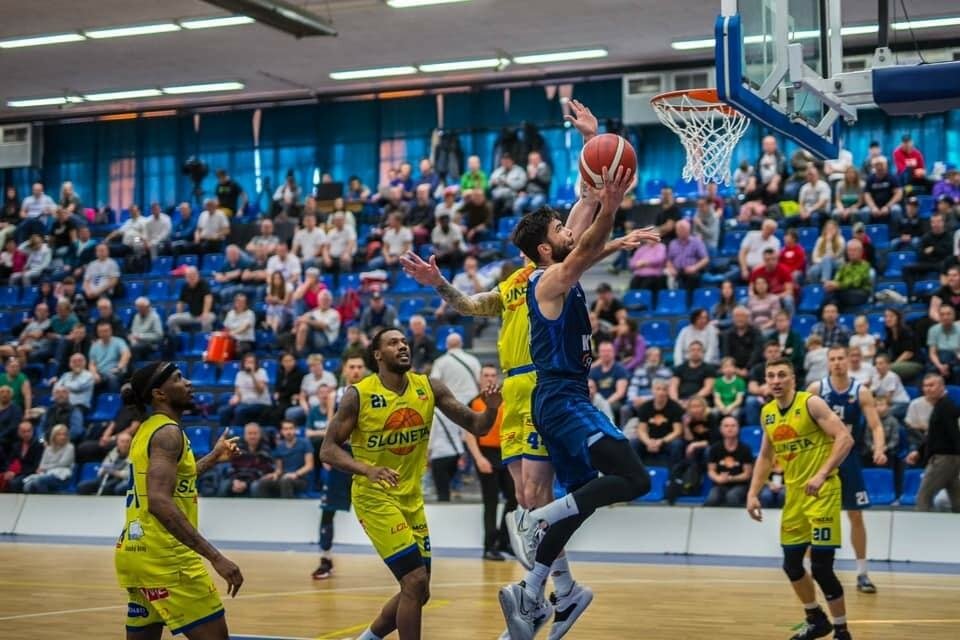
[819,376,865,445]
[527,268,593,383]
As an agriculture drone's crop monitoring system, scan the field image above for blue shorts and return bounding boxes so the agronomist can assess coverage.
[532,378,625,490]
[839,454,870,510]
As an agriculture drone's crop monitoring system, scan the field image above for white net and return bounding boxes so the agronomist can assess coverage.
[651,90,750,185]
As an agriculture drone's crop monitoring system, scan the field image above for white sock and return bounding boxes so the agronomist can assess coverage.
[550,554,575,596]
[357,629,382,640]
[834,615,847,625]
[856,558,867,576]
[803,601,819,611]
[530,494,579,526]
[523,562,551,600]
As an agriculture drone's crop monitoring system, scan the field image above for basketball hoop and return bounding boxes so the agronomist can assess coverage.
[651,88,750,185]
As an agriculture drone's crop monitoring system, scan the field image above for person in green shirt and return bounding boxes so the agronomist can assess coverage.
[0,357,31,413]
[824,238,872,309]
[460,155,488,194]
[713,357,746,417]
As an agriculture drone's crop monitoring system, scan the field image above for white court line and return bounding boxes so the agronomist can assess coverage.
[2,575,958,622]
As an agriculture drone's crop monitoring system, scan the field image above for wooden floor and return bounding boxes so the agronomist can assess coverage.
[1,543,958,639]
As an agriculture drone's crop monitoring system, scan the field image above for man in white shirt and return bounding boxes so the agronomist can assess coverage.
[285,353,338,423]
[194,198,230,253]
[294,289,341,354]
[105,204,149,256]
[738,218,782,279]
[245,218,279,255]
[292,212,326,269]
[489,152,527,216]
[796,165,831,228]
[322,212,356,280]
[847,346,875,387]
[82,243,121,300]
[18,182,56,241]
[144,203,172,259]
[370,212,412,270]
[55,352,95,411]
[266,242,302,286]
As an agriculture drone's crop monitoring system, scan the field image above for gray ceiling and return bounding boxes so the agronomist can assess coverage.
[0,0,955,120]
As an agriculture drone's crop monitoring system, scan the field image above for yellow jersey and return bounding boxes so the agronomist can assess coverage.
[350,372,435,500]
[761,391,837,490]
[497,264,536,372]
[115,413,199,588]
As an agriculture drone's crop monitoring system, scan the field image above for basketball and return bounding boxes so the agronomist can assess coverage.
[579,133,637,188]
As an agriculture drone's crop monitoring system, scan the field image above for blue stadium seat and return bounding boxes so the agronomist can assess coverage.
[899,469,924,505]
[79,463,101,484]
[791,314,817,335]
[655,289,688,315]
[798,284,824,313]
[339,273,361,293]
[878,281,908,299]
[868,314,886,337]
[865,224,889,245]
[1,285,19,304]
[147,280,175,302]
[740,426,763,458]
[497,217,520,239]
[691,287,719,311]
[640,320,672,348]
[150,255,173,276]
[903,385,919,400]
[913,280,940,299]
[185,333,209,358]
[201,254,224,276]
[176,254,199,268]
[734,285,748,302]
[185,427,212,457]
[673,178,698,200]
[0,311,11,335]
[838,313,856,330]
[883,252,916,278]
[639,466,668,503]
[478,240,501,256]
[218,361,241,387]
[947,385,960,406]
[720,230,746,257]
[863,468,895,505]
[623,289,652,312]
[189,362,219,386]
[839,225,853,241]
[644,178,666,200]
[436,325,466,352]
[916,195,935,215]
[397,298,422,323]
[262,359,278,385]
[324,357,342,374]
[184,392,215,423]
[123,280,144,303]
[393,274,421,293]
[89,393,121,422]
[417,243,434,260]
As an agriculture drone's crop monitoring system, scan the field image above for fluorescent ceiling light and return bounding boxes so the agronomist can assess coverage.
[85,23,181,39]
[893,16,960,30]
[840,25,879,36]
[162,81,245,94]
[513,49,608,64]
[7,96,84,108]
[330,66,418,80]
[180,16,255,29]
[671,38,715,51]
[386,0,472,7]
[0,33,86,49]
[419,58,508,72]
[83,89,164,101]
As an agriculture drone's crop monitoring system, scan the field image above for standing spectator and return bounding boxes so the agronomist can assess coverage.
[674,309,720,366]
[87,321,130,393]
[745,341,784,425]
[926,304,960,384]
[0,421,42,492]
[778,229,806,280]
[214,168,246,216]
[767,311,805,373]
[166,202,198,256]
[10,234,51,286]
[292,212,326,269]
[861,156,903,225]
[0,385,23,450]
[628,236,667,301]
[408,315,437,374]
[488,153,526,216]
[294,289,341,356]
[665,219,710,297]
[893,134,925,177]
[0,358,31,414]
[127,297,163,361]
[223,293,257,357]
[733,160,754,194]
[807,219,845,283]
[39,384,84,442]
[738,219,782,281]
[513,151,552,215]
[670,341,716,407]
[749,248,795,314]
[793,165,831,227]
[219,352,273,426]
[18,182,56,242]
[286,354,337,424]
[823,239,872,310]
[834,166,865,223]
[655,187,682,244]
[811,303,851,348]
[613,318,646,371]
[82,245,121,301]
[370,212,412,270]
[634,379,685,466]
[804,334,829,387]
[704,416,753,507]
[358,291,399,338]
[713,357,746,418]
[692,196,721,252]
[255,420,314,498]
[194,198,230,254]
[721,306,763,377]
[431,211,467,268]
[589,341,630,423]
[904,212,952,291]
[76,431,132,495]
[166,267,215,335]
[273,171,303,217]
[56,353,94,411]
[460,155,488,194]
[906,374,960,512]
[17,424,74,494]
[462,364,517,561]
[219,423,274,498]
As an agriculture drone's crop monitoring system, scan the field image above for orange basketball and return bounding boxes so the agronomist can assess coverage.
[579,133,637,188]
[385,407,424,430]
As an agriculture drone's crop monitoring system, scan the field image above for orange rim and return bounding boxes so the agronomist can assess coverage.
[650,88,740,116]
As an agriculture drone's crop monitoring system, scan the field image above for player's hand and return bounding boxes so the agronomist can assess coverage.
[618,226,660,251]
[597,165,633,216]
[475,456,493,474]
[399,251,444,286]
[481,383,503,409]
[873,449,888,466]
[746,494,763,522]
[212,554,244,597]
[366,465,400,488]
[805,471,827,497]
[211,430,241,462]
[564,99,598,141]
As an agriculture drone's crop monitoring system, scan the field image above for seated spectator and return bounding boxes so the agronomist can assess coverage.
[905,374,960,512]
[861,156,903,225]
[219,422,274,498]
[756,136,787,191]
[930,265,960,324]
[89,297,126,340]
[0,385,23,449]
[621,346,673,424]
[88,320,130,393]
[791,165,830,227]
[893,134,924,178]
[627,235,666,302]
[307,382,336,433]
[431,210,467,269]
[0,236,22,282]
[55,352,95,411]
[460,155,487,194]
[655,186,681,243]
[219,352,274,427]
[380,185,408,221]
[704,416,753,507]
[347,175,372,202]
[222,293,256,357]
[266,241,302,288]
[489,152,526,216]
[1,302,51,364]
[414,158,440,196]
[870,353,910,419]
[767,311,805,373]
[803,333,828,387]
[290,267,326,316]
[286,354,338,424]
[39,385,84,442]
[904,211,952,291]
[807,219,846,284]
[104,204,148,258]
[77,431,132,495]
[80,244,120,303]
[613,318,646,371]
[47,298,79,352]
[891,196,926,250]
[0,421,42,492]
[0,358,31,414]
[721,306,763,378]
[405,316,435,374]
[711,280,739,330]
[713,357,746,418]
[273,352,305,421]
[359,291,399,338]
[880,307,922,383]
[17,182,56,242]
[746,341,783,425]
[682,395,718,464]
[733,160,754,194]
[321,211,357,283]
[166,267,215,335]
[692,196,720,252]
[127,297,163,361]
[927,305,960,384]
[75,398,142,464]
[370,212,412,270]
[747,276,781,332]
[404,184,436,246]
[16,424,74,494]
[736,174,780,226]
[847,346,876,387]
[932,165,960,202]
[833,166,864,223]
[513,151,552,215]
[758,459,786,508]
[166,202,198,256]
[264,271,295,334]
[460,189,494,242]
[56,276,88,324]
[670,341,716,407]
[589,341,630,423]
[194,198,231,254]
[634,379,685,466]
[292,212,326,269]
[738,219,781,281]
[48,208,77,270]
[391,161,415,200]
[254,420,314,498]
[212,244,251,303]
[273,172,302,218]
[674,309,720,366]
[0,186,18,249]
[590,282,627,330]
[144,202,172,259]
[811,302,851,348]
[665,219,710,297]
[778,229,806,281]
[848,315,877,364]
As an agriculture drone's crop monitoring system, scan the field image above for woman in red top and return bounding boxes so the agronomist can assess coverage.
[779,228,807,280]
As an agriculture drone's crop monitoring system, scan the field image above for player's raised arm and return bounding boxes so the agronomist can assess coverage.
[147,424,244,596]
[804,395,855,496]
[399,252,503,317]
[430,377,502,437]
[859,385,887,465]
[320,386,399,487]
[746,429,775,522]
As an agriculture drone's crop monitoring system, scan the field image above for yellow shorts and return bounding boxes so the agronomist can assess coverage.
[353,489,431,578]
[124,559,223,635]
[500,370,549,464]
[780,475,842,548]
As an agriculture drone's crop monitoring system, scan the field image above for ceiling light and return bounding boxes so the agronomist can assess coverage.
[162,81,245,94]
[330,66,418,80]
[83,89,164,101]
[201,0,337,37]
[840,25,879,36]
[671,38,715,51]
[513,49,608,64]
[180,15,255,29]
[7,97,82,108]
[419,58,509,72]
[386,0,471,7]
[85,23,181,39]
[0,33,86,49]
[893,16,960,30]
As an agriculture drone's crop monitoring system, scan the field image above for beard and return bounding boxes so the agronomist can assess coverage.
[551,240,573,262]
[383,359,412,375]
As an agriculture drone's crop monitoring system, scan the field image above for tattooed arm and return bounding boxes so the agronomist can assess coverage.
[430,378,502,437]
[147,424,244,595]
[400,251,504,317]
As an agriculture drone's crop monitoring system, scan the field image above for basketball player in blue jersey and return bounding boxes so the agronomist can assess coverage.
[807,346,886,594]
[498,165,659,640]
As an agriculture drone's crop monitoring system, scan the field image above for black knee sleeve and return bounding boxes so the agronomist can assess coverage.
[810,548,844,601]
[782,545,807,582]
